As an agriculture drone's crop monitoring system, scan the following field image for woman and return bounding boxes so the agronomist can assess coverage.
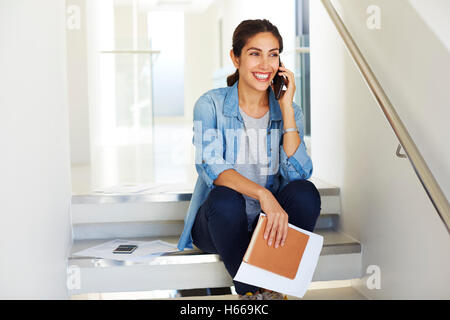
[177,19,321,300]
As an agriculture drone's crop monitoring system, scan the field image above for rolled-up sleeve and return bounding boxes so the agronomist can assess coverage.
[193,94,234,188]
[279,103,313,181]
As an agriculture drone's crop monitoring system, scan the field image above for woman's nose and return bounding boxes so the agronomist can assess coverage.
[259,56,270,70]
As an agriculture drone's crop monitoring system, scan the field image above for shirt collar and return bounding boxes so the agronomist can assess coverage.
[223,80,282,121]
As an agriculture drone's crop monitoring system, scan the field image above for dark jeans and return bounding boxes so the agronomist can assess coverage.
[191,179,322,295]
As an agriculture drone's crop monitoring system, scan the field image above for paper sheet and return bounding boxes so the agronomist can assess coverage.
[92,183,164,194]
[72,239,178,262]
[234,214,323,298]
[92,182,194,194]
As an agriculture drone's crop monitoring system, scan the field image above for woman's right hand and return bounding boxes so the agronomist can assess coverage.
[257,188,289,249]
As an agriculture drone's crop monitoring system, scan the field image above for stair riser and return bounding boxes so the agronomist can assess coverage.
[72,215,338,240]
[71,195,341,225]
[68,252,362,295]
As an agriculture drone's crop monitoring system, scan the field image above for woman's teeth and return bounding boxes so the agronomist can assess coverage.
[253,73,270,81]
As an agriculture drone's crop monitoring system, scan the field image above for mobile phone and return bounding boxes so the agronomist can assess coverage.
[113,244,138,254]
[272,58,285,100]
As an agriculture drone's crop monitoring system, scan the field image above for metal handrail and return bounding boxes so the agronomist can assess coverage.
[321,0,450,233]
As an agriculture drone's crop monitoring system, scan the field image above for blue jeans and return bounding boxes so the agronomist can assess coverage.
[191,179,322,295]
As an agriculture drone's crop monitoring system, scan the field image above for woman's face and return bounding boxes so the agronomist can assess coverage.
[231,31,280,93]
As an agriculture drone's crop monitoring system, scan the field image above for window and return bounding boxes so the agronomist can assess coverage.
[295,0,311,136]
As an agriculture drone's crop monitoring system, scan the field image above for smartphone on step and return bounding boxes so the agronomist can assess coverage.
[272,57,285,100]
[113,244,138,254]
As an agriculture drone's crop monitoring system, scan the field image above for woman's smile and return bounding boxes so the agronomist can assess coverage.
[252,72,272,82]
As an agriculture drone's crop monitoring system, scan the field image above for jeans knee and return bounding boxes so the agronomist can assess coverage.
[207,186,246,222]
[284,180,321,216]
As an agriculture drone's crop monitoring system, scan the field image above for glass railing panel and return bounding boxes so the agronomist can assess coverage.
[294,34,311,136]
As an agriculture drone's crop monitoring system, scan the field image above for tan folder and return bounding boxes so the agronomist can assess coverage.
[243,215,310,280]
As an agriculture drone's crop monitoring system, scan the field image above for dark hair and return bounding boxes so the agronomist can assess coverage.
[227,19,283,87]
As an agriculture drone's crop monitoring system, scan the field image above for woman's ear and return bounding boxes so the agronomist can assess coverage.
[230,49,240,69]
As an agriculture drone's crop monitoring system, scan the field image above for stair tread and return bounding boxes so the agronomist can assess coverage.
[69,229,360,267]
[72,177,340,204]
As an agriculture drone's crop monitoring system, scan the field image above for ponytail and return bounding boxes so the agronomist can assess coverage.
[227,69,239,87]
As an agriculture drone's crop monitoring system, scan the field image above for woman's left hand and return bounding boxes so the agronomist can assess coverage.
[277,62,296,110]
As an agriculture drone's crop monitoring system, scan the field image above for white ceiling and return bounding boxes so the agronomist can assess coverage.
[113,0,214,12]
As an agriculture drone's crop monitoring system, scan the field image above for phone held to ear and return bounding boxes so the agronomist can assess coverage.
[273,58,285,100]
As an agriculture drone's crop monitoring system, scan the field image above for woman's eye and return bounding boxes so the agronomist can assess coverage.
[250,52,279,57]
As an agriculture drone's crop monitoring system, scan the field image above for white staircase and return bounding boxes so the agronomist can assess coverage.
[68,178,361,296]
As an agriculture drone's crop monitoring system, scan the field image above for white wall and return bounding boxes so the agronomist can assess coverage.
[408,0,450,53]
[0,0,72,299]
[149,11,185,117]
[184,1,221,122]
[67,0,91,165]
[310,0,450,299]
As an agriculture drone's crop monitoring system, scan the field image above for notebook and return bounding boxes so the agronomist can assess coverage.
[234,213,323,298]
[243,214,310,280]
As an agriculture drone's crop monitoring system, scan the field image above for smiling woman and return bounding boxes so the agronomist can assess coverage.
[177,19,321,300]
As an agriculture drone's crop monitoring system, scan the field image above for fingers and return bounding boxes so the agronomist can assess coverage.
[260,192,289,249]
[275,213,289,248]
[275,212,288,248]
[264,212,288,249]
[278,64,294,77]
[264,214,273,241]
[278,69,294,85]
[277,69,295,97]
[274,215,284,248]
[281,216,288,247]
[266,213,279,247]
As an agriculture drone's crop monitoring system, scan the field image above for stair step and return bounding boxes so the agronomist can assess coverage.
[71,177,339,204]
[72,214,339,240]
[68,229,361,295]
[150,286,367,300]
[71,178,341,225]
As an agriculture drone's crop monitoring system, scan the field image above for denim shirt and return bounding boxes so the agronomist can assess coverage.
[177,80,313,251]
